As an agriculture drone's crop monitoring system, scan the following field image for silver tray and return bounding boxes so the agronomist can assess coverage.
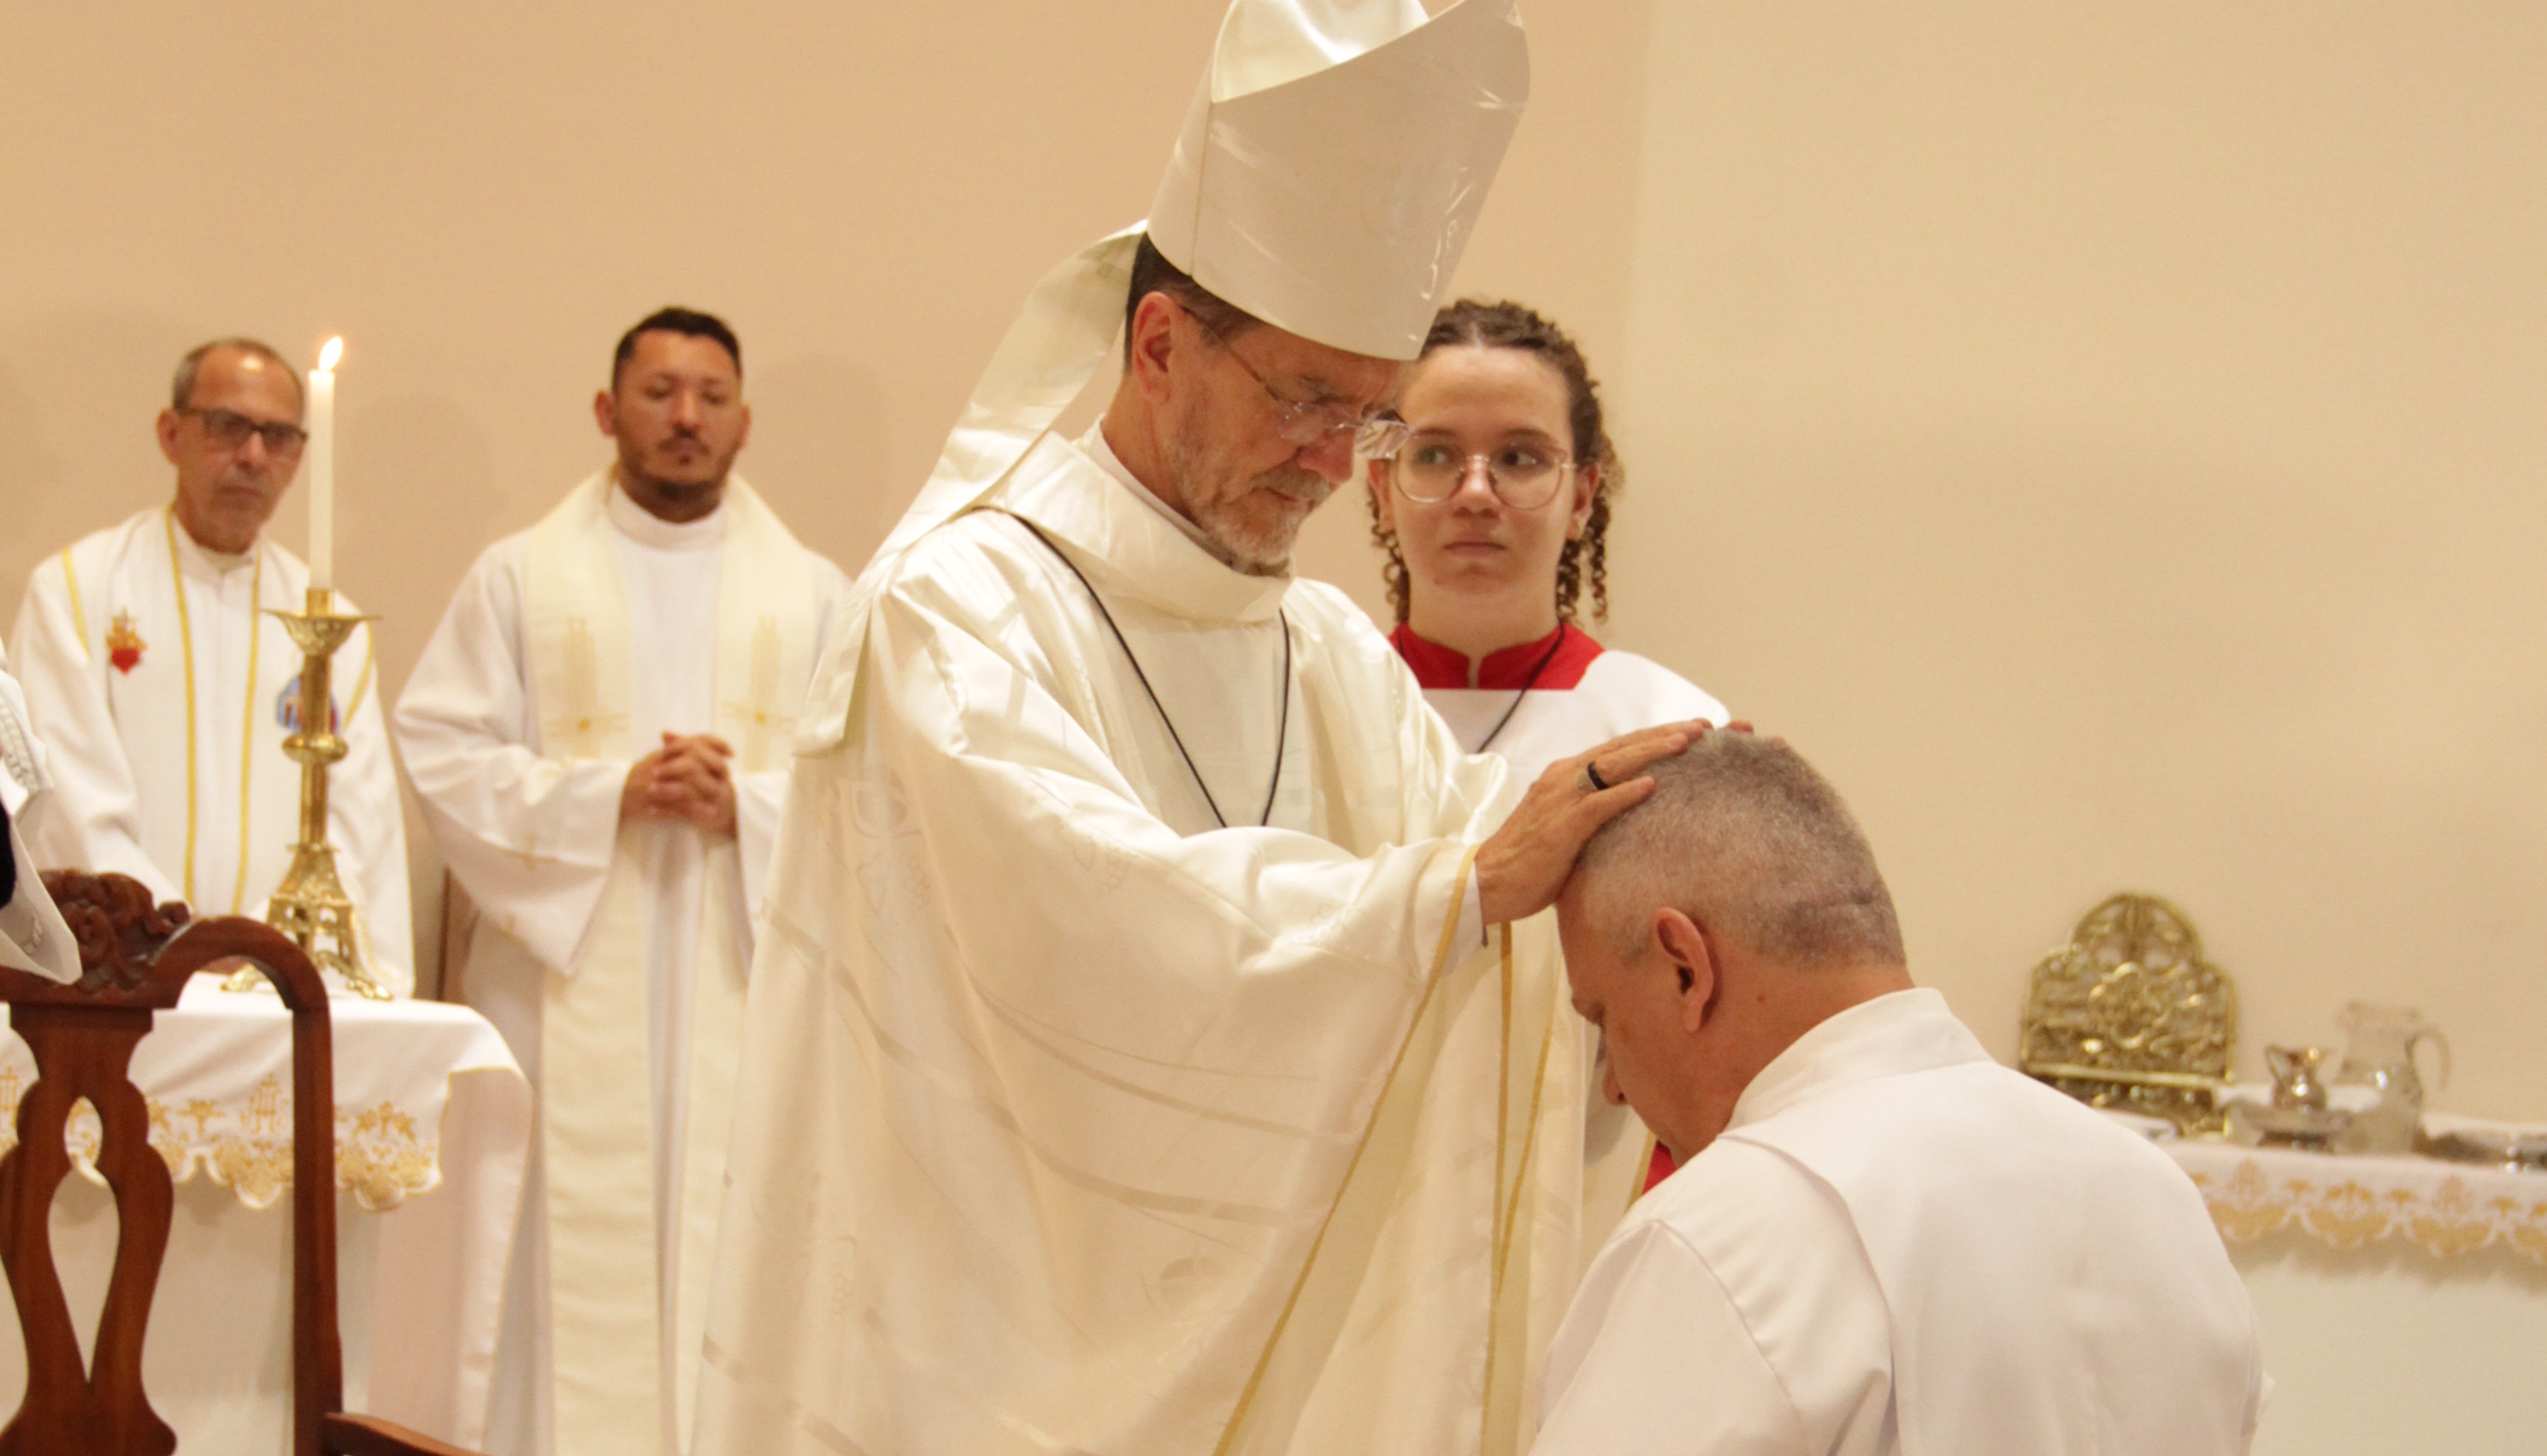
[2416,1127,2547,1172]
[2229,1100,2351,1150]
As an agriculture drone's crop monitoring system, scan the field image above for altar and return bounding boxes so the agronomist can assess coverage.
[2172,1136,2547,1456]
[0,975,529,1453]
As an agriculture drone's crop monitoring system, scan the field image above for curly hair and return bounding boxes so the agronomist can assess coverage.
[1367,298,1617,626]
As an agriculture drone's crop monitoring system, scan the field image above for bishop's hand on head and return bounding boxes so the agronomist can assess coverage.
[1473,718,1742,928]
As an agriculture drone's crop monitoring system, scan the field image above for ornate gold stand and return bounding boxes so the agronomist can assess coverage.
[223,587,392,1000]
[2019,892,2234,1135]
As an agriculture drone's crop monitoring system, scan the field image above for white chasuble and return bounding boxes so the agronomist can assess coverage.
[396,472,840,1456]
[7,508,413,990]
[695,434,1641,1456]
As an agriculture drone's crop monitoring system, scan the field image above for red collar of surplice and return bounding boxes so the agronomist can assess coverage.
[1388,621,1604,691]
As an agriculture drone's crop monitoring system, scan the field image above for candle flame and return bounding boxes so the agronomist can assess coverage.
[317,337,344,372]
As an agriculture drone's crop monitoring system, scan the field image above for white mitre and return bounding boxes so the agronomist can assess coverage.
[1148,0,1531,360]
[805,0,1531,748]
[850,0,1529,584]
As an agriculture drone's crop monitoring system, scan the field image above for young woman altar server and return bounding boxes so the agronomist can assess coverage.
[1366,300,1729,783]
[1366,298,1732,1189]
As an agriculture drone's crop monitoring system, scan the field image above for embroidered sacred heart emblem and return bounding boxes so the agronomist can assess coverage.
[106,611,147,674]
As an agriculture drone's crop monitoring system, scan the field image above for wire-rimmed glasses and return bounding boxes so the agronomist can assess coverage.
[1377,436,1576,510]
[1187,310,1411,458]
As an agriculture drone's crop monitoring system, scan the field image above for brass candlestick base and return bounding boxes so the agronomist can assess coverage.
[223,587,393,1001]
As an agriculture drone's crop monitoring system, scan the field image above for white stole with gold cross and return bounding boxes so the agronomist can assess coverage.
[521,472,815,1454]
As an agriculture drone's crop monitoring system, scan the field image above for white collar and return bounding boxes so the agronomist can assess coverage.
[1726,987,1990,1131]
[165,511,256,577]
[1077,422,1223,558]
[605,475,727,552]
[994,433,1292,626]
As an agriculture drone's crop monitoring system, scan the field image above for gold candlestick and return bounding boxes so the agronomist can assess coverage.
[225,587,391,1000]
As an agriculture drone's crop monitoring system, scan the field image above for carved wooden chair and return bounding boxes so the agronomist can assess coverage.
[0,870,476,1456]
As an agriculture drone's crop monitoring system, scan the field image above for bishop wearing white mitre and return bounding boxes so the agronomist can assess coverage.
[693,5,1699,1455]
[2,648,79,984]
[395,307,849,1456]
[9,338,413,990]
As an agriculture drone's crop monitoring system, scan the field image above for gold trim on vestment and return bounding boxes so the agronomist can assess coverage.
[1492,920,1514,1254]
[1210,841,1481,1456]
[57,547,88,651]
[162,510,200,903]
[230,544,265,913]
[348,635,377,726]
[1481,923,1561,1454]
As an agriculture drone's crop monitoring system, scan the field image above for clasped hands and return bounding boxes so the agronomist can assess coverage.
[619,732,739,838]
[1474,718,1743,926]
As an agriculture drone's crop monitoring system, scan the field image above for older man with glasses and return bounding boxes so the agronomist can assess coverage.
[7,337,413,992]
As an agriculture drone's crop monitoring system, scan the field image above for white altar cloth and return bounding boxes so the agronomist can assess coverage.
[0,975,531,1452]
[2163,1130,2547,1456]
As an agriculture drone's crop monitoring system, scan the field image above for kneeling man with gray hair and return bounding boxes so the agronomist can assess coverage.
[1537,732,2263,1455]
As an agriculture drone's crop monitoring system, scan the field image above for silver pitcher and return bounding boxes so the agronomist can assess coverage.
[2330,1002,2450,1155]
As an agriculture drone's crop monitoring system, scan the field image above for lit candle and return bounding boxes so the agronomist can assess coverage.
[307,336,342,592]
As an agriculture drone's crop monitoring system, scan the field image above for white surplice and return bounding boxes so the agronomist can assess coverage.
[394,474,849,1456]
[1,649,77,983]
[1534,989,2266,1456]
[7,508,413,990]
[1392,626,1730,1203]
[1405,643,1729,791]
[694,427,1646,1456]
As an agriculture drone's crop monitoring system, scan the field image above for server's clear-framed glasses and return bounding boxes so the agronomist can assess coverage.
[1187,309,1409,455]
[1377,435,1576,510]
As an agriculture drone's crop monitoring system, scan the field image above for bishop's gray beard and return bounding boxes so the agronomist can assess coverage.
[1164,421,1330,577]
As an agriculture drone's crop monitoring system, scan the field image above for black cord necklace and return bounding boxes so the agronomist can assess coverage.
[1015,518,1291,829]
[1470,623,1571,754]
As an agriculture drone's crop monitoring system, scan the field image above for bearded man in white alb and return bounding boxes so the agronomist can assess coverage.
[8,338,412,990]
[1540,733,2265,1456]
[395,307,850,1456]
[693,5,1707,1455]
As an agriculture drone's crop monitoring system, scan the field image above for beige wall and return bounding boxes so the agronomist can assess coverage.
[1615,2,2547,1116]
[7,3,2544,1114]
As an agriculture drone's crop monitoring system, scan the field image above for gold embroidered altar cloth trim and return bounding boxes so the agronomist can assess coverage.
[2169,1140,2547,1262]
[0,971,523,1212]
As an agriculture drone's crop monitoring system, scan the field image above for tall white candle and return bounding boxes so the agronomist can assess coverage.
[307,337,342,592]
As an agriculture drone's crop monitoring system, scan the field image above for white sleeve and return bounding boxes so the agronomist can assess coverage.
[1,802,79,983]
[0,654,77,984]
[393,542,625,974]
[7,558,181,900]
[1532,1219,1814,1456]
[0,645,49,815]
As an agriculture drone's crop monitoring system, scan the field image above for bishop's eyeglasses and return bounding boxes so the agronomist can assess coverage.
[1374,435,1576,511]
[1189,310,1413,459]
